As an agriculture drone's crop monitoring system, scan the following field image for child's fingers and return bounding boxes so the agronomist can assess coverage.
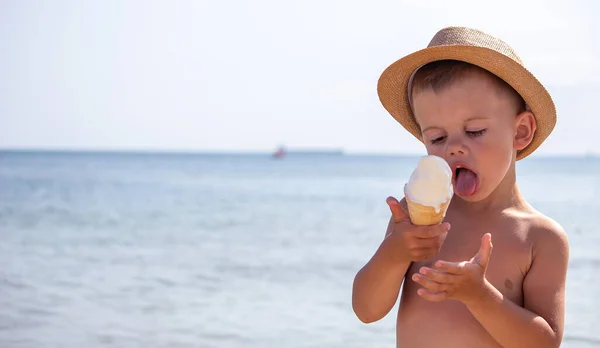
[418,267,459,284]
[434,260,468,274]
[410,222,451,239]
[417,288,446,302]
[386,196,409,223]
[411,273,448,293]
[473,233,493,268]
[410,233,447,249]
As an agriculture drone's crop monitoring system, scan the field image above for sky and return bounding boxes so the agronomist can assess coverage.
[1,0,599,156]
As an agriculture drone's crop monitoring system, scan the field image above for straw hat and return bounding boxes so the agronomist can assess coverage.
[377,26,556,160]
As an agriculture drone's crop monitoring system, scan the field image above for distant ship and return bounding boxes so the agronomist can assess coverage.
[271,145,344,159]
[272,146,286,159]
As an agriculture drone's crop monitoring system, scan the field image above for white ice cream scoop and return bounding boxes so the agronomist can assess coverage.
[404,155,454,225]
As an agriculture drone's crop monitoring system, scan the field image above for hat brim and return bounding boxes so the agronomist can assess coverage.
[377,45,556,160]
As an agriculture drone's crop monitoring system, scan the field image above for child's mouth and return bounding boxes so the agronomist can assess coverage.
[454,167,479,196]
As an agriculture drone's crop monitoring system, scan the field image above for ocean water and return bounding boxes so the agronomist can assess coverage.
[0,151,599,348]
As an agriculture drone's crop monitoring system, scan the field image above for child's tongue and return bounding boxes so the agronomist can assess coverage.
[455,168,478,196]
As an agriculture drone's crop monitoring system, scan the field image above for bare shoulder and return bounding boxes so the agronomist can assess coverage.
[504,206,569,248]
[501,207,570,275]
[525,210,569,257]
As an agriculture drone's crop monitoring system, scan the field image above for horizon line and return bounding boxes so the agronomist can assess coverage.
[0,147,597,159]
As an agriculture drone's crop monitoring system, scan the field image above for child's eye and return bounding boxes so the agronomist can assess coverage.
[430,136,446,145]
[467,129,487,137]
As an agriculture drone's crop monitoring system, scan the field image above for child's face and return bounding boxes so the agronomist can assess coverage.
[412,70,535,202]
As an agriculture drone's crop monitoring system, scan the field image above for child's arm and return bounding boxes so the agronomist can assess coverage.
[352,218,412,323]
[352,197,449,323]
[466,223,569,348]
[414,222,569,348]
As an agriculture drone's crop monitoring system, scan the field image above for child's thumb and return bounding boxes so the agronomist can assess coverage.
[386,196,409,223]
[474,233,493,268]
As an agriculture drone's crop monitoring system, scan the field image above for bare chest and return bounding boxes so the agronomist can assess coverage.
[407,223,532,304]
[395,211,535,347]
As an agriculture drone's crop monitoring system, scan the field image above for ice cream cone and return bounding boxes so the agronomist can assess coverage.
[405,194,450,225]
[403,155,454,226]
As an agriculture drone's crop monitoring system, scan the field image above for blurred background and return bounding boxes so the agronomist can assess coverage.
[1,1,599,347]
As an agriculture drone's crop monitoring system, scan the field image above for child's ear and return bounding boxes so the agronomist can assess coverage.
[514,111,536,151]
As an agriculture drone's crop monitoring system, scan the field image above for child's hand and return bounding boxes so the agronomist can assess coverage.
[412,233,493,305]
[382,196,450,263]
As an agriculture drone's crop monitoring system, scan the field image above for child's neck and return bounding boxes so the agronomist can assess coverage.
[453,163,527,215]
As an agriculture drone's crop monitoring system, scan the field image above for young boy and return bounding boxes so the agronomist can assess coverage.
[352,27,569,348]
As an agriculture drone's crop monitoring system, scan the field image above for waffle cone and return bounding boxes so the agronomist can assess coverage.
[405,197,450,225]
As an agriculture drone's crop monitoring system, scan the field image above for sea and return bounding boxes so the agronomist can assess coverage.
[0,150,599,348]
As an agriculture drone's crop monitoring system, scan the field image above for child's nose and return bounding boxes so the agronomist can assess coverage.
[446,137,467,157]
